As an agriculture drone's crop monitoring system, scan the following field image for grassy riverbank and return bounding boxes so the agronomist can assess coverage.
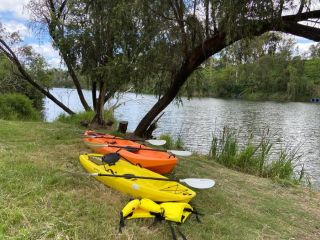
[0,120,319,239]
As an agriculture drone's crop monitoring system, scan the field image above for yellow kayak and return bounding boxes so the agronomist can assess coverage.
[79,153,196,202]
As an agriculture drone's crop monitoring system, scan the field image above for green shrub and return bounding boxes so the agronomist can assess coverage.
[0,93,41,121]
[56,110,115,126]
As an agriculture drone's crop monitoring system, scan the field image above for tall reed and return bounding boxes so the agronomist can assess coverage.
[208,127,304,183]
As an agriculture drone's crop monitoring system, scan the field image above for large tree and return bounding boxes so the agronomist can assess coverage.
[133,0,320,136]
[28,0,91,112]
[27,0,159,126]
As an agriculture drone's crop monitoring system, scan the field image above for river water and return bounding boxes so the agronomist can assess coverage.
[44,88,320,187]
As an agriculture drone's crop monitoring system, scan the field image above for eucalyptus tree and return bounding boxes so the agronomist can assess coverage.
[28,0,91,112]
[65,0,152,125]
[27,0,163,126]
[133,0,320,136]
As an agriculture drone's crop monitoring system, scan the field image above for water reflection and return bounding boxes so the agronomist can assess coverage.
[44,88,320,186]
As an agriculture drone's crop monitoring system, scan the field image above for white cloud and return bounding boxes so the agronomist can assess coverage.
[292,36,317,56]
[30,42,64,68]
[2,21,31,39]
[0,0,30,19]
[296,42,316,56]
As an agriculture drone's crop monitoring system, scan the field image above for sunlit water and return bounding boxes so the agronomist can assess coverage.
[44,88,320,187]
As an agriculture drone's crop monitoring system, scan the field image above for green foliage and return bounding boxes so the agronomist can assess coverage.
[209,127,304,183]
[0,93,41,121]
[309,42,320,59]
[0,53,46,111]
[186,52,317,101]
[56,110,115,126]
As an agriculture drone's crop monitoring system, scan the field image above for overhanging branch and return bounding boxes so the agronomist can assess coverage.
[282,9,320,21]
[282,21,320,41]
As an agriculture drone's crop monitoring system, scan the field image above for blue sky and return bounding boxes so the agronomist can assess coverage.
[0,0,61,68]
[0,0,316,68]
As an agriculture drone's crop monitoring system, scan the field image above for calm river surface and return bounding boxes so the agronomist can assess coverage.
[44,88,320,187]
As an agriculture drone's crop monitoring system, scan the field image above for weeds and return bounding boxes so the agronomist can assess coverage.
[159,134,185,149]
[209,127,305,184]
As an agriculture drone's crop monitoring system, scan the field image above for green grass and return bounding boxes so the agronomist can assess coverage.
[0,120,320,239]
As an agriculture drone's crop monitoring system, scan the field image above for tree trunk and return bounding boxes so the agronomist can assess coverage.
[90,81,107,126]
[134,33,228,136]
[92,81,97,110]
[62,57,92,111]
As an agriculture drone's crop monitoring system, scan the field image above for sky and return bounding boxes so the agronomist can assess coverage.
[0,0,62,68]
[0,0,317,68]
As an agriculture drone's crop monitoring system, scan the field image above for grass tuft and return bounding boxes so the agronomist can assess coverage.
[159,134,185,149]
[209,127,305,184]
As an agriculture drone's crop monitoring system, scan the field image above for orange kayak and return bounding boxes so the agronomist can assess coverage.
[83,131,178,174]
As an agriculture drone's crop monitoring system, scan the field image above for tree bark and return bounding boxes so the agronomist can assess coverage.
[58,49,92,111]
[134,10,320,136]
[92,81,97,110]
[90,81,107,126]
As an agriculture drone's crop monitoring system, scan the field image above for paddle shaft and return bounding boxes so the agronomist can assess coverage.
[92,173,177,182]
[103,144,171,153]
[86,133,149,142]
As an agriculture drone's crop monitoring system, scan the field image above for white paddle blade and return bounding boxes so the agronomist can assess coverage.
[145,139,167,146]
[168,150,192,156]
[180,178,215,189]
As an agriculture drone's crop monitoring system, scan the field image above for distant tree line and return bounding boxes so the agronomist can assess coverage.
[178,33,320,101]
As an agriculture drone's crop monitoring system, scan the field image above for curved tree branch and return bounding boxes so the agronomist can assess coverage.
[0,38,75,115]
[282,21,320,41]
[282,9,320,21]
[134,9,320,136]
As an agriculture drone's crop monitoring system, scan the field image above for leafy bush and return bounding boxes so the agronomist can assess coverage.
[0,55,45,111]
[0,93,41,121]
[57,110,115,126]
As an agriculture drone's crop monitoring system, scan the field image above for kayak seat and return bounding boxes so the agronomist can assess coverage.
[102,153,121,166]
